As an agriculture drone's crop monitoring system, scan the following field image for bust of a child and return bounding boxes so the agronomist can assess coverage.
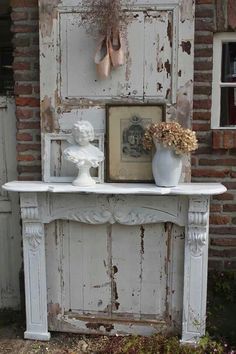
[64,120,104,186]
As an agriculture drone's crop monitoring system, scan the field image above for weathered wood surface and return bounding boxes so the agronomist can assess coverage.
[39,0,195,182]
[46,220,184,335]
[1,187,219,342]
[0,96,21,309]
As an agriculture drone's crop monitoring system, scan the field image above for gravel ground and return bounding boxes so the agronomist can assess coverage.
[0,324,100,354]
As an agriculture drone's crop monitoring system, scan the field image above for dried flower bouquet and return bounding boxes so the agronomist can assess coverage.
[143,122,198,155]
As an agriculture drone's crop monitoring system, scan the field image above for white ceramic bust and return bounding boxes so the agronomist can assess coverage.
[64,120,104,186]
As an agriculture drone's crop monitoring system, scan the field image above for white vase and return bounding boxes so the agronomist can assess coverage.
[152,142,182,187]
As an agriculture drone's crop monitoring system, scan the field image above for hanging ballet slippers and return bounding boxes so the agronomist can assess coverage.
[94,36,111,80]
[109,30,125,68]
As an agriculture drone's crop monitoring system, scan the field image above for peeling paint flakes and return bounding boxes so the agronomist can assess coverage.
[180,0,194,23]
[181,41,192,55]
[40,0,61,38]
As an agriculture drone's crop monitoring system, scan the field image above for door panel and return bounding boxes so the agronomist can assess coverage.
[0,96,21,309]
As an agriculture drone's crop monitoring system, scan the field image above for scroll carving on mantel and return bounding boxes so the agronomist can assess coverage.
[52,207,182,225]
[48,194,187,226]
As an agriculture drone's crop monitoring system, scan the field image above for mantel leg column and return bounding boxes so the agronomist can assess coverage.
[23,221,50,341]
[181,196,210,344]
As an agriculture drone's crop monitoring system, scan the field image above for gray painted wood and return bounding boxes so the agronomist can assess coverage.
[0,96,21,309]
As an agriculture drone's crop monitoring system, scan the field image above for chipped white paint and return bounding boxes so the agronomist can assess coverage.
[3,181,227,196]
[21,193,50,341]
[0,97,21,309]
[182,196,210,343]
[3,181,226,342]
[39,0,195,182]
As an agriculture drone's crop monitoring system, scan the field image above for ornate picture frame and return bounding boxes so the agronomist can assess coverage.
[106,104,165,182]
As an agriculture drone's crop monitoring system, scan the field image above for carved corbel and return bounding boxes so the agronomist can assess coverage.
[187,198,209,257]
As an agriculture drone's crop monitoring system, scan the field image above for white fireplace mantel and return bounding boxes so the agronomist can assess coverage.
[3,181,226,343]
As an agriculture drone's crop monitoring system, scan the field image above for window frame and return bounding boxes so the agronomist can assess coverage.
[211,32,236,129]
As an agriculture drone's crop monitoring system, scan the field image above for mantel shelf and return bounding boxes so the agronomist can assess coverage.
[3,181,227,196]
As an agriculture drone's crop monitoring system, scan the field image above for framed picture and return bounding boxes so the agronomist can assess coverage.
[42,132,104,183]
[106,104,165,182]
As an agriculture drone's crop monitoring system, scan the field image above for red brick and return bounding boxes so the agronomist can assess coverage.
[14,70,39,82]
[194,35,213,45]
[17,122,40,129]
[223,204,236,212]
[16,108,34,120]
[10,0,38,8]
[12,35,30,47]
[210,204,221,212]
[228,0,236,31]
[212,130,236,149]
[223,182,236,190]
[194,61,213,70]
[16,97,40,107]
[195,8,214,18]
[195,18,215,31]
[14,48,39,57]
[191,156,197,166]
[210,214,231,225]
[211,238,236,247]
[11,11,28,21]
[16,133,32,141]
[213,193,235,201]
[193,112,211,121]
[196,0,213,3]
[13,62,31,71]
[18,165,41,173]
[193,146,212,154]
[194,72,213,82]
[194,48,213,57]
[33,85,40,94]
[17,154,38,161]
[192,122,211,131]
[15,83,32,95]
[196,133,211,145]
[210,226,236,235]
[209,248,236,258]
[17,144,41,152]
[11,25,38,33]
[199,158,236,166]
[193,99,212,110]
[212,131,223,149]
[192,169,230,178]
[194,85,212,95]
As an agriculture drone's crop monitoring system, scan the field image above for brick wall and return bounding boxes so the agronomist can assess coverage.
[193,0,236,270]
[11,0,41,180]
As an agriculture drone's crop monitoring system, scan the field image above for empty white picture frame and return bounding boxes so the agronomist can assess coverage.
[42,132,104,183]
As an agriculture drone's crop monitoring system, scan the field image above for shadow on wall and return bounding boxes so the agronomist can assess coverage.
[0,0,14,95]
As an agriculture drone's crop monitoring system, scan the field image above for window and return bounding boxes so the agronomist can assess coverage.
[212,33,236,128]
[0,10,13,95]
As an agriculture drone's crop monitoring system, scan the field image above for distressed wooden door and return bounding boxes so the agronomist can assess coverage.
[39,0,195,334]
[39,0,195,181]
[0,96,21,309]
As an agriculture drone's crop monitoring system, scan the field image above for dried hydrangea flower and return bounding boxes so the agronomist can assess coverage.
[142,122,198,155]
